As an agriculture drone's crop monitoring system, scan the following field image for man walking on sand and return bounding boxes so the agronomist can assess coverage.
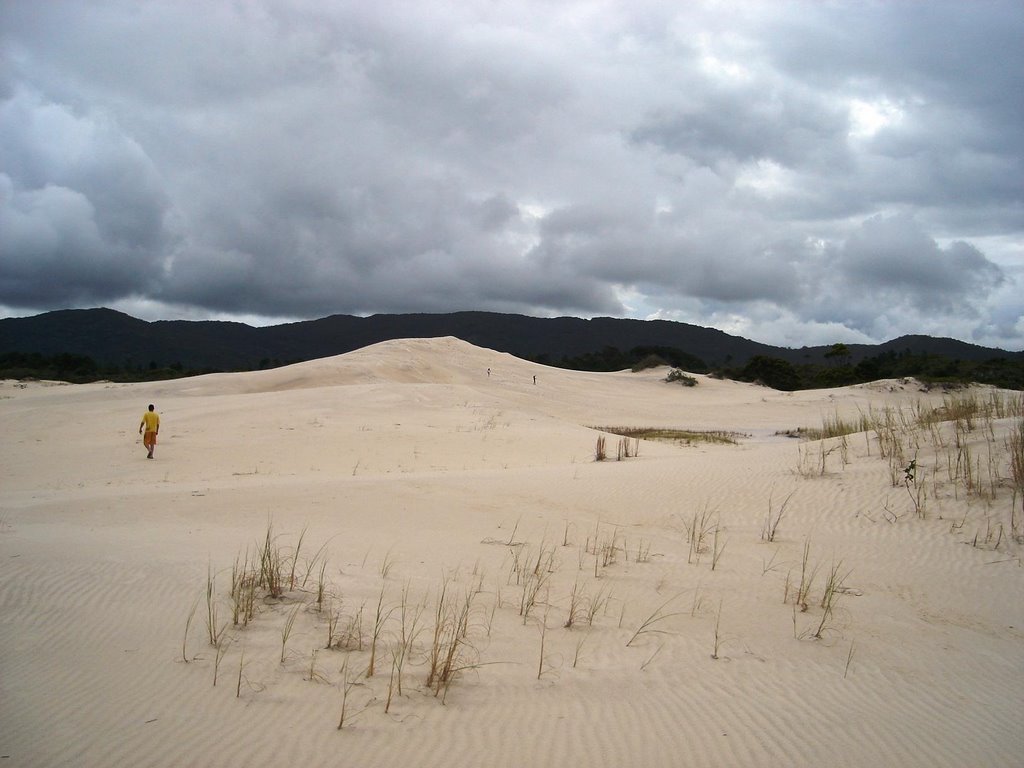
[139,404,160,459]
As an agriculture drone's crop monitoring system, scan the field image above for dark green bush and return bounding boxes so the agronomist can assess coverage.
[666,369,698,386]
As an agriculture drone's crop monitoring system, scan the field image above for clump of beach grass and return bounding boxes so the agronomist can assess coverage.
[710,525,727,571]
[783,539,819,613]
[386,582,426,709]
[1009,418,1024,491]
[796,410,874,441]
[710,599,724,660]
[336,657,363,730]
[593,426,742,446]
[761,489,794,542]
[563,579,612,629]
[685,504,718,565]
[236,648,248,697]
[205,564,220,646]
[425,577,480,703]
[814,560,852,640]
[212,625,231,685]
[280,603,302,664]
[181,596,200,663]
[365,583,394,677]
[563,579,587,630]
[516,542,557,622]
[616,436,640,460]
[626,594,684,647]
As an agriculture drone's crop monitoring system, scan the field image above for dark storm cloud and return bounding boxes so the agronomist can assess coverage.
[0,1,1021,349]
[838,215,1004,309]
[630,85,850,173]
[0,84,170,305]
[528,201,802,306]
[789,215,1008,344]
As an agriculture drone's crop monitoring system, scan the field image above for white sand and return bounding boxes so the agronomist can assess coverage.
[1,337,1021,767]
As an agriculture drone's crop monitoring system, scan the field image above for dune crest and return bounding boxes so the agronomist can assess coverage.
[180,336,527,395]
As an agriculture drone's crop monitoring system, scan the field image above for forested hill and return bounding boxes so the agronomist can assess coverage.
[0,308,778,370]
[1,308,1022,389]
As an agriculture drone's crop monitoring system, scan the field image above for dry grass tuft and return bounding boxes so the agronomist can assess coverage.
[594,426,742,445]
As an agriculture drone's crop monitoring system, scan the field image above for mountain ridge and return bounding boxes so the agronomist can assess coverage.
[1,307,1019,373]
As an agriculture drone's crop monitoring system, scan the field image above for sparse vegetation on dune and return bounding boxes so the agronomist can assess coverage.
[664,369,698,386]
[165,380,1021,748]
[791,390,1024,551]
[183,495,872,728]
[592,426,743,446]
[784,411,875,442]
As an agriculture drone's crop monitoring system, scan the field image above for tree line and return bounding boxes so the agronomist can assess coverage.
[0,352,212,383]
[537,344,1024,391]
[3,346,1022,391]
[726,349,1024,391]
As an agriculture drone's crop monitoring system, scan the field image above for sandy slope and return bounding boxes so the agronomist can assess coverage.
[1,337,1021,767]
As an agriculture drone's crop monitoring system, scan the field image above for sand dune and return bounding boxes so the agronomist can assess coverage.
[1,337,1022,767]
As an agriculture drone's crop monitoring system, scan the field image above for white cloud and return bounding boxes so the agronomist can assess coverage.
[847,97,906,140]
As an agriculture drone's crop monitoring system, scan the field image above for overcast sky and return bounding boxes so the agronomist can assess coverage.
[2,1,1022,350]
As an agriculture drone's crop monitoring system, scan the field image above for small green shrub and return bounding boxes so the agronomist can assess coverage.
[665,369,698,386]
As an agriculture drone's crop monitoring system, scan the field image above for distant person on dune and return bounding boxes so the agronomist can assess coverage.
[139,404,160,459]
